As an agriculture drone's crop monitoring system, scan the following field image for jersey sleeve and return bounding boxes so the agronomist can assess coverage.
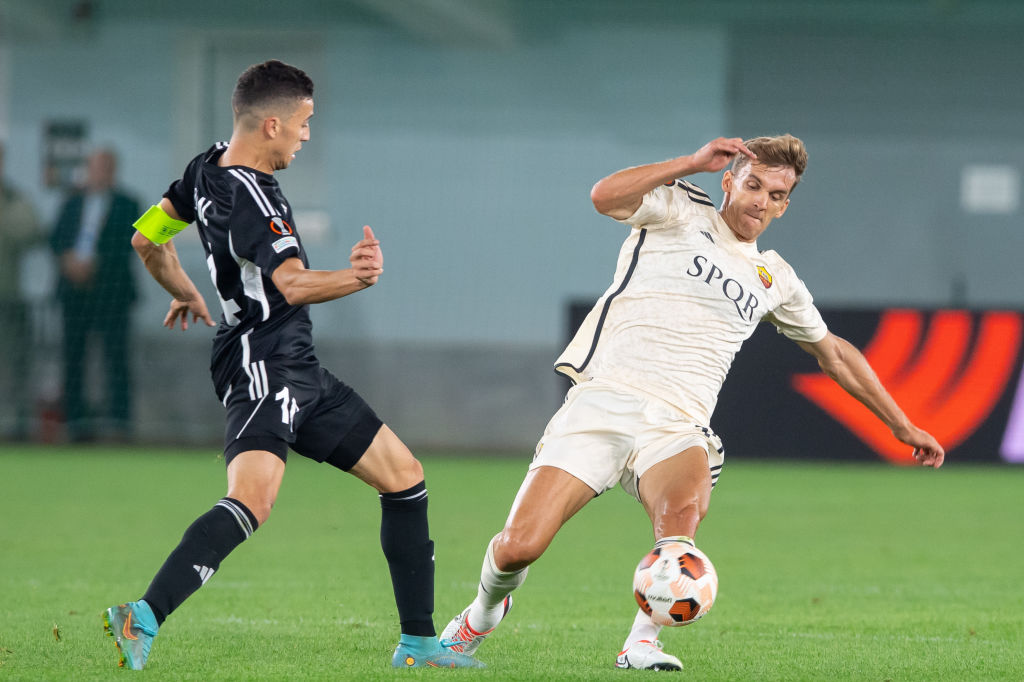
[763,265,829,343]
[618,181,708,231]
[225,185,300,277]
[162,155,201,224]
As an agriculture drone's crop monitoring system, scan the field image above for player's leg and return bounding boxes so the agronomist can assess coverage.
[287,370,479,667]
[346,424,432,634]
[443,381,633,656]
[346,422,423,491]
[142,449,284,619]
[336,423,483,668]
[494,464,597,571]
[637,445,712,541]
[441,465,596,654]
[295,369,480,668]
[616,446,712,671]
[104,449,283,669]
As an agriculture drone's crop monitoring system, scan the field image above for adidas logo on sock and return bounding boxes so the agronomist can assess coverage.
[193,565,215,585]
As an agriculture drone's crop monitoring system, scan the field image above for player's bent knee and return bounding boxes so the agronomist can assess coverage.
[374,456,423,494]
[251,502,275,526]
[246,502,274,526]
[493,531,544,571]
[227,493,276,526]
[396,456,424,488]
[349,426,425,493]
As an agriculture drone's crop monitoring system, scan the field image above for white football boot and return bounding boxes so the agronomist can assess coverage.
[439,596,512,655]
[615,639,683,671]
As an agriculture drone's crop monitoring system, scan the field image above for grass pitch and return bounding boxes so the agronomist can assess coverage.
[1,445,1022,680]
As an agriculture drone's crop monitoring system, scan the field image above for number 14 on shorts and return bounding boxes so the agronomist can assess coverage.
[275,387,299,431]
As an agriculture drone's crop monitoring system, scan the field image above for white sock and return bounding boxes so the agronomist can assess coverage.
[469,535,527,632]
[621,535,685,651]
[621,608,662,651]
[656,534,694,548]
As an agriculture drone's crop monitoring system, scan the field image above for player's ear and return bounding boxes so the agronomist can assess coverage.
[721,170,733,194]
[263,116,280,139]
[775,198,791,218]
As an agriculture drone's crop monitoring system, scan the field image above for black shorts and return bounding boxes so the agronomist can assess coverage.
[221,361,382,470]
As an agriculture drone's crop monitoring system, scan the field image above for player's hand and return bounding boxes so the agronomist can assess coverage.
[351,225,383,288]
[690,137,756,174]
[164,296,216,331]
[892,423,945,468]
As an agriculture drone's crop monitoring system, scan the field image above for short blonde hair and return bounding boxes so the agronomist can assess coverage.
[732,134,808,189]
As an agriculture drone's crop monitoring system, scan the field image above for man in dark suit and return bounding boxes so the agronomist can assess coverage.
[51,148,139,441]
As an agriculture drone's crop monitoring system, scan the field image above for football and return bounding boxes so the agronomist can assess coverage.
[633,541,718,627]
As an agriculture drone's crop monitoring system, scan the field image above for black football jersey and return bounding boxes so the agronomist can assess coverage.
[164,142,317,396]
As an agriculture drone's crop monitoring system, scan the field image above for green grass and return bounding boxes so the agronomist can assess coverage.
[1,445,1022,680]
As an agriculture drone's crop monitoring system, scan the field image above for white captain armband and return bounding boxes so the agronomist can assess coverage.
[134,204,190,244]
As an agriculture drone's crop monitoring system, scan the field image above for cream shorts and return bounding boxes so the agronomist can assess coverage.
[529,378,724,501]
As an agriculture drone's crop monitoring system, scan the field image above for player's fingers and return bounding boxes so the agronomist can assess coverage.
[363,225,376,241]
[354,248,383,264]
[355,253,379,265]
[351,243,380,258]
[718,138,755,159]
[913,446,943,468]
[164,306,180,329]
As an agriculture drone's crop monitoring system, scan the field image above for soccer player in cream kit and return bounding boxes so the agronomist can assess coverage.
[102,60,481,670]
[440,136,945,670]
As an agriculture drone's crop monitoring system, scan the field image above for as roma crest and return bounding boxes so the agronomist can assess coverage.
[756,265,773,289]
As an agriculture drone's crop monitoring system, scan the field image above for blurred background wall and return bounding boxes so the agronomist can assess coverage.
[1,0,1021,452]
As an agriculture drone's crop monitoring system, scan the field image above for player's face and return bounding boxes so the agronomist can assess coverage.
[719,162,795,243]
[272,98,313,171]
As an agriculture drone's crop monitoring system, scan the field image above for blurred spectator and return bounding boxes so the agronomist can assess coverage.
[0,141,44,440]
[50,148,140,442]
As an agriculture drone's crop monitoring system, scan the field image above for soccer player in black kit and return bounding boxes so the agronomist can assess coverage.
[102,60,482,670]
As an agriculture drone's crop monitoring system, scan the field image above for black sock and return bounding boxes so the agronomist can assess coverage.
[380,481,435,637]
[141,498,258,625]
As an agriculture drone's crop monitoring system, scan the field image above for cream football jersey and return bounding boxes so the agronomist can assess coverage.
[555,180,828,424]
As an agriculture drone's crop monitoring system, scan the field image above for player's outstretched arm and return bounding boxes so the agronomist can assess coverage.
[131,199,215,331]
[797,332,945,468]
[590,137,756,220]
[271,225,383,305]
